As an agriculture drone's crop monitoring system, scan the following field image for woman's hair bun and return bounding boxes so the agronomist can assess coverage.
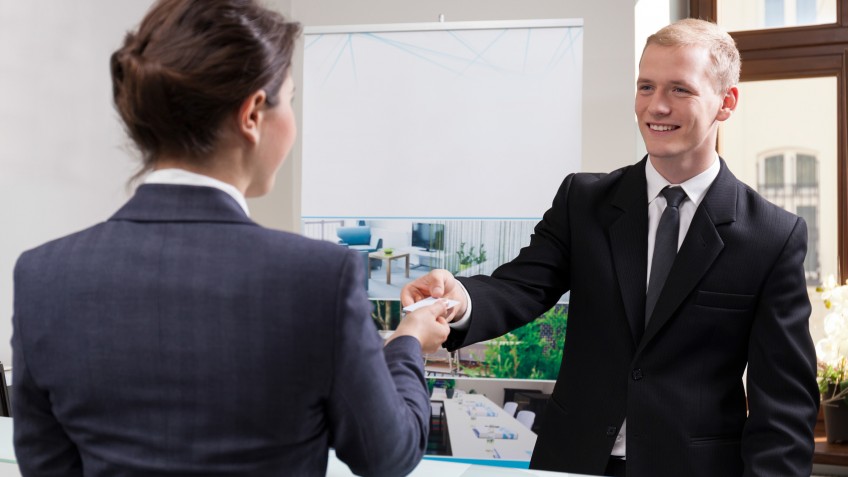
[110,0,301,173]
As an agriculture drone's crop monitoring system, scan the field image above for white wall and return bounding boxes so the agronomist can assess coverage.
[0,0,639,367]
[0,0,157,367]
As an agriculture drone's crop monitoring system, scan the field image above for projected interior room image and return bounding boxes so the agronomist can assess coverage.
[301,217,540,299]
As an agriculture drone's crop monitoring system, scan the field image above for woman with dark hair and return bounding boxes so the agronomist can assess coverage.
[11,1,450,476]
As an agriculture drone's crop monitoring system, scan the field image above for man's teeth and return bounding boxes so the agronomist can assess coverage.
[649,124,677,131]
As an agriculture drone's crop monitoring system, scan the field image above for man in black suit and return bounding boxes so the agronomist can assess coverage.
[402,18,818,477]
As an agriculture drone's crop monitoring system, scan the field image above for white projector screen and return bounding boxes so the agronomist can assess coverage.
[302,19,583,219]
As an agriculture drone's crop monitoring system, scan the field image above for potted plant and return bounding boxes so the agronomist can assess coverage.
[816,275,848,443]
[444,379,456,399]
[455,243,487,272]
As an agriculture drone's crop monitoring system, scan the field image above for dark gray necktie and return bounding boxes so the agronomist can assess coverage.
[645,186,688,330]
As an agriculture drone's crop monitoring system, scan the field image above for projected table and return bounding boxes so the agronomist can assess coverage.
[440,393,536,462]
[368,251,410,285]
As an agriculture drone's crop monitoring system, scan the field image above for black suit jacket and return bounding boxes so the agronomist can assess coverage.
[12,184,430,477]
[448,158,819,477]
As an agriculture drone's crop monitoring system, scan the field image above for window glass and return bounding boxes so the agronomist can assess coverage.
[720,77,836,286]
[796,153,818,186]
[763,154,785,187]
[719,77,837,344]
[718,0,836,32]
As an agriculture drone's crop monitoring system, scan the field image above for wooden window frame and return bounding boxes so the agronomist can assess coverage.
[691,0,848,280]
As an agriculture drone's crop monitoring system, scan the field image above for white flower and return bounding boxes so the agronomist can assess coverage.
[817,275,848,368]
[818,338,840,365]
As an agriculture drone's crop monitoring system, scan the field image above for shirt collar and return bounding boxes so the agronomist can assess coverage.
[645,153,720,208]
[143,168,250,216]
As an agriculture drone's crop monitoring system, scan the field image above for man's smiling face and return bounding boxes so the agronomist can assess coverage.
[635,43,731,168]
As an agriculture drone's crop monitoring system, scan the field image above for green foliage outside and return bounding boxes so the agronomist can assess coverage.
[464,305,568,380]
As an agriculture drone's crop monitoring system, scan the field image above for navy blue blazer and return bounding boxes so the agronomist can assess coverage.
[447,158,819,477]
[12,184,430,477]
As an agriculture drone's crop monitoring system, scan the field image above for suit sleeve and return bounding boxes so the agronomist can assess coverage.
[12,255,84,477]
[447,173,576,350]
[327,251,429,477]
[742,217,819,476]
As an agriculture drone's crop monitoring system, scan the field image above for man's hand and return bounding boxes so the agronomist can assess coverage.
[400,269,467,322]
[388,300,451,354]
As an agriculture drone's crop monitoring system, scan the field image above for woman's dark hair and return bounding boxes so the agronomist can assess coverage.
[110,0,301,174]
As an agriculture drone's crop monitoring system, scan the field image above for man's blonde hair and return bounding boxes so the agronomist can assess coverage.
[644,18,741,93]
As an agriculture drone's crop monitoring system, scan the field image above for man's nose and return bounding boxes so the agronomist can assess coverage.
[648,91,671,115]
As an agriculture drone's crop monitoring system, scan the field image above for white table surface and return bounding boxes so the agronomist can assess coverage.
[440,393,537,462]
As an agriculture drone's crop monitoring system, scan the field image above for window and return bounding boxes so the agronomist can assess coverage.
[797,205,820,281]
[755,150,822,284]
[716,0,837,31]
[763,154,785,187]
[765,0,785,27]
[696,0,848,283]
[796,153,818,187]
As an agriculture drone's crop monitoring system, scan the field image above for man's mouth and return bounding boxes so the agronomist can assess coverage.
[648,123,679,132]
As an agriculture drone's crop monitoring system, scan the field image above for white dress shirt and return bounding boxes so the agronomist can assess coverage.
[143,168,250,217]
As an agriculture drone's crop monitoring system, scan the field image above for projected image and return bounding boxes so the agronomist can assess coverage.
[301,217,539,300]
[370,300,568,380]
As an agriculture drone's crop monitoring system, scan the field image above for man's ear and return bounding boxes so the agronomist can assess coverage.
[716,85,739,122]
[237,90,267,145]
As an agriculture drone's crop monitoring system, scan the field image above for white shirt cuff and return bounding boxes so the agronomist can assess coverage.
[449,280,473,331]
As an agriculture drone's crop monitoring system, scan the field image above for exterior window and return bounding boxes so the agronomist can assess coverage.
[797,0,818,24]
[796,154,818,187]
[765,0,785,27]
[797,205,820,282]
[717,0,837,31]
[757,151,821,284]
[764,154,784,187]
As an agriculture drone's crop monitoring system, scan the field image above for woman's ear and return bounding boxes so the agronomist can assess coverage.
[237,90,267,145]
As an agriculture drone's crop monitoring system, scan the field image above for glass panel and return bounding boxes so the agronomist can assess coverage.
[765,0,785,27]
[718,76,837,344]
[796,153,818,186]
[718,0,837,32]
[763,154,784,187]
[797,205,820,279]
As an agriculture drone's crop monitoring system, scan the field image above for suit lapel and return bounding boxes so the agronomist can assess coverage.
[607,158,650,345]
[638,159,738,352]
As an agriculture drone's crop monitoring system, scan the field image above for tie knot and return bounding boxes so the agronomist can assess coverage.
[661,186,687,208]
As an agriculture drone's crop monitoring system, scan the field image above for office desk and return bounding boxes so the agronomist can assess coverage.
[441,393,537,462]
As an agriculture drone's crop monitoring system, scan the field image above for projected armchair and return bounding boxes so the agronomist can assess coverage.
[337,226,382,253]
[337,226,382,271]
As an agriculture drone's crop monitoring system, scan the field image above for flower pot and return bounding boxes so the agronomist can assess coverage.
[446,388,455,399]
[824,399,848,443]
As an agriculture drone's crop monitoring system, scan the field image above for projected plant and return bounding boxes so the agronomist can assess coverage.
[464,305,568,380]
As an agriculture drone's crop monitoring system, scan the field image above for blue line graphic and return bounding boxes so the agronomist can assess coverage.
[456,29,509,78]
[323,34,353,86]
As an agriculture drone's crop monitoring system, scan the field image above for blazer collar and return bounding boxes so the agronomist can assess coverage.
[110,184,256,225]
[638,157,737,352]
[607,156,738,350]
